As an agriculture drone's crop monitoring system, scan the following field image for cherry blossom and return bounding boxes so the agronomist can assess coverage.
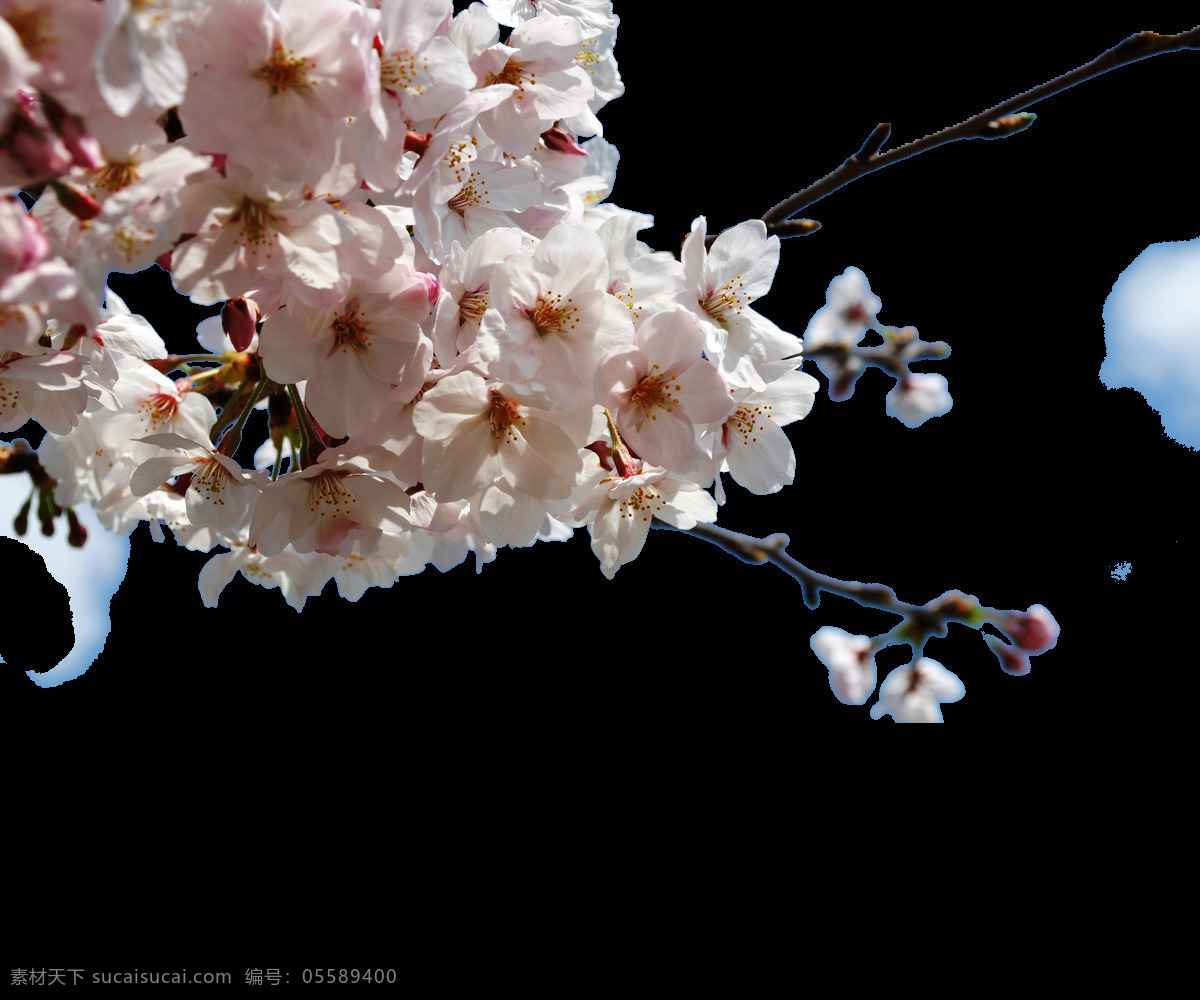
[705,367,819,503]
[476,222,628,403]
[569,459,717,579]
[471,14,594,157]
[412,369,591,502]
[680,216,804,391]
[810,626,878,705]
[0,348,89,433]
[95,0,193,117]
[130,431,268,534]
[248,450,415,558]
[594,307,733,474]
[870,658,966,723]
[884,372,953,428]
[176,0,374,184]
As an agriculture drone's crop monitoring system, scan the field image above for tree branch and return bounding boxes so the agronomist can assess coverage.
[761,26,1199,231]
[654,520,993,647]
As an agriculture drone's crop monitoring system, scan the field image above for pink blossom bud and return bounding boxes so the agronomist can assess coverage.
[403,130,431,156]
[5,111,72,178]
[221,296,259,352]
[155,249,173,272]
[1005,605,1060,655]
[63,127,102,170]
[585,440,614,472]
[416,271,440,304]
[984,633,1031,676]
[540,126,588,155]
[0,195,50,280]
[611,439,639,479]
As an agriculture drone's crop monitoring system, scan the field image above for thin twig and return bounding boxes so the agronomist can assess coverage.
[762,26,1199,230]
[654,521,991,644]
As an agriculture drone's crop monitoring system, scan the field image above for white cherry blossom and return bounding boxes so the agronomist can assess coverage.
[705,367,819,503]
[471,14,594,157]
[412,369,591,502]
[476,222,628,403]
[248,451,415,559]
[569,460,717,579]
[680,216,804,391]
[885,372,953,428]
[130,431,268,534]
[810,626,878,706]
[870,658,966,723]
[594,307,733,474]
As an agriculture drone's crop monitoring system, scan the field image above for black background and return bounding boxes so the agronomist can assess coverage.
[5,2,1196,976]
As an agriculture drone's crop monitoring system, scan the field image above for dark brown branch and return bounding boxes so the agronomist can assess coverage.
[762,26,1200,228]
[654,521,990,644]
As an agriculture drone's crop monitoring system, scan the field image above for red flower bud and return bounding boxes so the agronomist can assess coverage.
[221,296,259,352]
[1004,605,1060,655]
[984,634,1031,676]
[540,126,588,155]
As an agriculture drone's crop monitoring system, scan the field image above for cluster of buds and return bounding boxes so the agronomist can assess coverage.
[803,266,953,427]
[811,593,1059,722]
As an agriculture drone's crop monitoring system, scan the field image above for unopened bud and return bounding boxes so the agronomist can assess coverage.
[773,219,821,238]
[5,111,73,178]
[221,296,259,352]
[585,440,614,472]
[540,126,588,155]
[1003,604,1060,655]
[47,179,101,221]
[984,633,1031,676]
[980,112,1036,139]
[13,496,31,536]
[403,130,431,157]
[415,271,440,304]
[66,507,87,548]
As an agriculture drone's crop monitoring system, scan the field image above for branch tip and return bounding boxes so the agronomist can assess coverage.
[853,122,892,162]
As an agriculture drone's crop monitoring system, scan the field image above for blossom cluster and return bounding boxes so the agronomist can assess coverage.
[2,0,830,607]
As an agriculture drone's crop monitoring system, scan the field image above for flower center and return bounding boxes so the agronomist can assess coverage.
[447,172,487,216]
[329,308,370,354]
[229,197,275,248]
[617,485,665,522]
[308,471,357,516]
[139,391,179,430]
[629,365,680,416]
[485,58,533,98]
[192,458,229,506]
[380,48,426,94]
[91,161,139,193]
[723,402,773,446]
[702,273,749,324]
[259,44,316,95]
[459,288,488,325]
[488,389,525,444]
[527,292,579,337]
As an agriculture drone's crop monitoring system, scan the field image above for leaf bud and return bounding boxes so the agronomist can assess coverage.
[980,112,1036,139]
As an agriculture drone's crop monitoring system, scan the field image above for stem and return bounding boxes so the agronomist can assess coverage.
[657,520,909,614]
[762,26,1200,228]
[285,384,322,469]
[215,377,265,458]
[655,521,993,644]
